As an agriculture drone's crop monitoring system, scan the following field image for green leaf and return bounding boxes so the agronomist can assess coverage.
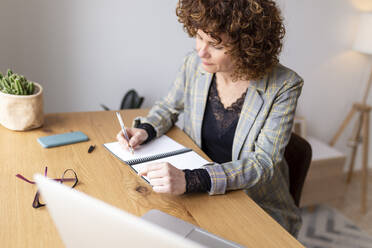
[28,82,34,95]
[15,79,24,95]
[3,78,11,89]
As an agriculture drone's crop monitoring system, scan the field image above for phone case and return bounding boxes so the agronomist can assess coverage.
[37,131,89,148]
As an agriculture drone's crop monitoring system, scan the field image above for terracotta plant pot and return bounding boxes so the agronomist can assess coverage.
[0,83,44,131]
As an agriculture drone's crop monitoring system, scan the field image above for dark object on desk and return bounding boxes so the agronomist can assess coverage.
[88,145,96,153]
[37,131,89,148]
[284,132,312,207]
[100,89,144,110]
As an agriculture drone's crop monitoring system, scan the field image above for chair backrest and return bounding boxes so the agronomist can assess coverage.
[284,133,312,207]
[120,89,144,109]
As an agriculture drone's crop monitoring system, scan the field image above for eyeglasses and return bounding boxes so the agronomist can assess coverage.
[16,167,78,208]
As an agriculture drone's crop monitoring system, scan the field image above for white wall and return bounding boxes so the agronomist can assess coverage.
[278,0,372,170]
[1,0,371,169]
[0,0,194,112]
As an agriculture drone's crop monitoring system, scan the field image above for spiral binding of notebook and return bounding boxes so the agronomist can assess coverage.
[125,148,192,165]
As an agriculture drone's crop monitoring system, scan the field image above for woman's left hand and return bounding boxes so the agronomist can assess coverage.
[138,162,186,195]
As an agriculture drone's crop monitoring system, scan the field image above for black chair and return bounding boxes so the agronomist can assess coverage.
[100,89,144,110]
[284,132,312,207]
[119,89,144,109]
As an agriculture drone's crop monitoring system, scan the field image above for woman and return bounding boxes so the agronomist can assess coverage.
[117,0,303,237]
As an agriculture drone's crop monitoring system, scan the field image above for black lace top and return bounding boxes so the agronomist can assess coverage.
[201,75,247,164]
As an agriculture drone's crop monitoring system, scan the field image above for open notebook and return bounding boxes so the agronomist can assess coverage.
[103,135,209,182]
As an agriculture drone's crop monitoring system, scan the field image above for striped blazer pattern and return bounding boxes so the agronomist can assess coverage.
[133,51,304,236]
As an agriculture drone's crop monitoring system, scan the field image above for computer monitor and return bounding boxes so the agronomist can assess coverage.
[34,175,203,248]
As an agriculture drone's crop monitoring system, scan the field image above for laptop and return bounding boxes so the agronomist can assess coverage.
[35,175,244,248]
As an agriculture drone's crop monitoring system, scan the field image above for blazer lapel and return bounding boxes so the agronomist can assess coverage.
[193,65,213,147]
[232,76,267,160]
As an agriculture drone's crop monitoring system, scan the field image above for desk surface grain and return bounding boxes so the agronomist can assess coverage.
[0,110,304,247]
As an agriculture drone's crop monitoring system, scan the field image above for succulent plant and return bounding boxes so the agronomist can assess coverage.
[0,69,35,95]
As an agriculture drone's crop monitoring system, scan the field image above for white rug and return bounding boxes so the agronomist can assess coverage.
[298,205,372,248]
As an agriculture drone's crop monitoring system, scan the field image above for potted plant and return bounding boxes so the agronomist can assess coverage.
[0,69,43,131]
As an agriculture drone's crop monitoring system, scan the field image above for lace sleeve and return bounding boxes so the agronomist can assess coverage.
[183,169,211,193]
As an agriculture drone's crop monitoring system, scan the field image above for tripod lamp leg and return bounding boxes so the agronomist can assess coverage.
[347,112,364,183]
[361,111,370,214]
[330,106,357,146]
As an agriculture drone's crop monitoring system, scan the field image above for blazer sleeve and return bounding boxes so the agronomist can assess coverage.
[132,54,192,137]
[204,77,304,195]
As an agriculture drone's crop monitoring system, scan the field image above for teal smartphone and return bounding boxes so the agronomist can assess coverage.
[37,131,89,148]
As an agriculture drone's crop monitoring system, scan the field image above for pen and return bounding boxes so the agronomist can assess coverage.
[88,145,96,153]
[116,112,134,154]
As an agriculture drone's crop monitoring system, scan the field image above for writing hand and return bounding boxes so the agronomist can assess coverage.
[116,128,148,151]
[138,162,186,195]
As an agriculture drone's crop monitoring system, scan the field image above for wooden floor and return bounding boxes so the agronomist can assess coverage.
[317,169,372,235]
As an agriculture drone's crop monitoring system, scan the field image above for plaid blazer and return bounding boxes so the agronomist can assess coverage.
[134,51,304,236]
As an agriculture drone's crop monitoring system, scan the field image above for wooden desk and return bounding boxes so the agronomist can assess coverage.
[0,110,304,247]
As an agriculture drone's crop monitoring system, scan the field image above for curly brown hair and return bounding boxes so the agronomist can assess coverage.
[176,0,285,81]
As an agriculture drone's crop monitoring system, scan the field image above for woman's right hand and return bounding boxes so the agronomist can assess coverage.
[116,128,148,151]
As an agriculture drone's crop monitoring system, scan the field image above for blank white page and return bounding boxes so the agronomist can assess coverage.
[132,151,210,182]
[104,135,186,162]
